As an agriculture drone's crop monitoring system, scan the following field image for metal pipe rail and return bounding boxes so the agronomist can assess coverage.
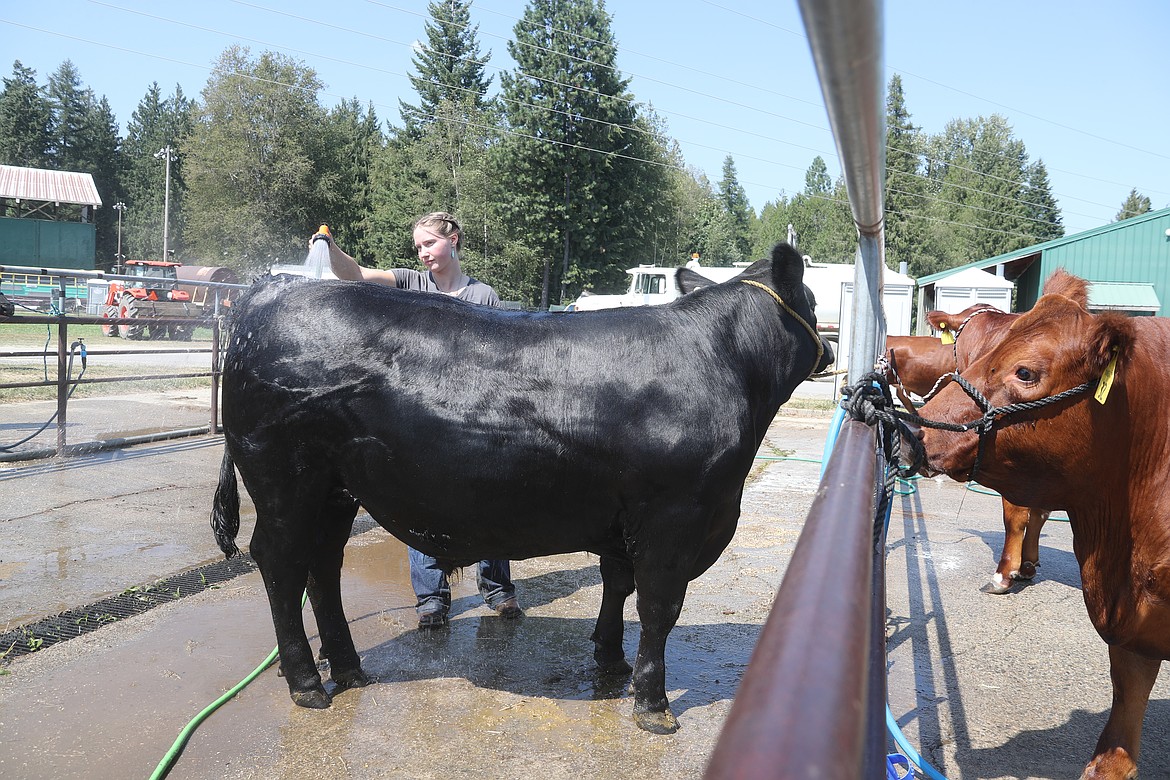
[0,263,250,291]
[704,420,887,778]
[0,312,224,457]
[705,1,894,777]
[799,0,887,385]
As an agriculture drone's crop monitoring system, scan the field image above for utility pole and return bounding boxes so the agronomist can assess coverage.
[154,146,175,259]
[113,201,126,267]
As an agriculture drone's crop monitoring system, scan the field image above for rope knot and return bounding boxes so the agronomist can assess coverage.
[839,372,928,482]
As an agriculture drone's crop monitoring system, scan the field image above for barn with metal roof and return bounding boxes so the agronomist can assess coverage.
[914,207,1170,332]
[0,164,102,270]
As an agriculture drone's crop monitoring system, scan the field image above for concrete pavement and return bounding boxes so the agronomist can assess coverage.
[1,383,1168,779]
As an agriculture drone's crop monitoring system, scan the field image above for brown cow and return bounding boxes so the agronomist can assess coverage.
[882,310,1050,595]
[916,272,1169,779]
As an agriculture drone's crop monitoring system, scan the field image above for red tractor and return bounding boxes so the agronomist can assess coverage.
[100,260,197,340]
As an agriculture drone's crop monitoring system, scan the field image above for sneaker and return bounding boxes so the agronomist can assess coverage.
[492,597,523,619]
[417,609,449,629]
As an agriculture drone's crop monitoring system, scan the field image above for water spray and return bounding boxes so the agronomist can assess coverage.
[304,224,332,279]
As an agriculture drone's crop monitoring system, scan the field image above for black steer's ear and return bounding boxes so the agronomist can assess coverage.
[769,242,805,290]
[676,267,712,295]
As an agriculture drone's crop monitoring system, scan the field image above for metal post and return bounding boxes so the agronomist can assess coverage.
[56,317,68,454]
[154,146,174,260]
[211,316,221,435]
[797,0,887,384]
[113,201,126,265]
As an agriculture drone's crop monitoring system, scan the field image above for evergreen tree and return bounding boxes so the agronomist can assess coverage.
[495,0,670,306]
[399,0,493,136]
[368,0,501,290]
[784,157,854,263]
[47,61,93,172]
[1116,188,1152,221]
[919,115,1036,274]
[44,61,123,261]
[753,193,793,257]
[182,46,331,272]
[717,155,753,260]
[661,160,715,266]
[804,155,832,196]
[82,96,124,263]
[1023,159,1063,241]
[122,83,195,262]
[320,99,382,260]
[0,61,53,169]
[884,74,927,273]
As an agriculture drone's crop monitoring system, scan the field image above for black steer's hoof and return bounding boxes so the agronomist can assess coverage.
[291,686,331,709]
[594,651,633,677]
[333,668,373,689]
[634,709,679,734]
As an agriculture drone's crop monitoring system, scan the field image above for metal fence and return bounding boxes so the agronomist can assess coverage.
[704,0,893,777]
[0,270,248,460]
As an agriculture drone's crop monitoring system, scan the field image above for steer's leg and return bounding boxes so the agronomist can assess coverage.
[985,499,1031,594]
[306,488,371,692]
[1019,508,1048,582]
[1081,645,1160,779]
[591,555,634,676]
[629,558,689,734]
[250,493,330,709]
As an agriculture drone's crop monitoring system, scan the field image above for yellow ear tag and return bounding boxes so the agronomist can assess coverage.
[1094,349,1119,405]
[939,328,955,345]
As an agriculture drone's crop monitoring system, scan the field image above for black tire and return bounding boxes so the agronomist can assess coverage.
[118,293,146,340]
[101,304,120,337]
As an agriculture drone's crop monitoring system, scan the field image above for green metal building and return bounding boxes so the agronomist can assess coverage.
[0,164,101,271]
[915,207,1170,330]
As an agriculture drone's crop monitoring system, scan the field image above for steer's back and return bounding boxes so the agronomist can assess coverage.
[222,275,796,563]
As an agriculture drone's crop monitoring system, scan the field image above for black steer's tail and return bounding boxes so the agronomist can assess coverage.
[211,449,241,558]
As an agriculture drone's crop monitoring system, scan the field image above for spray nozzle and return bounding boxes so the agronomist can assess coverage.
[71,338,87,370]
[312,224,332,243]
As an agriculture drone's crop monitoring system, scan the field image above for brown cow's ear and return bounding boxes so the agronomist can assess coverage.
[1041,268,1090,308]
[924,310,950,331]
[1088,312,1134,377]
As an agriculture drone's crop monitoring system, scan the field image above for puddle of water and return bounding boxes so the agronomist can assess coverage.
[0,561,27,579]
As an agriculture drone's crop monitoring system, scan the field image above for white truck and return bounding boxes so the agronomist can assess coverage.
[570,262,747,311]
[570,259,914,344]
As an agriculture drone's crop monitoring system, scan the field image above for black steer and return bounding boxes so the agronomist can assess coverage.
[211,242,833,733]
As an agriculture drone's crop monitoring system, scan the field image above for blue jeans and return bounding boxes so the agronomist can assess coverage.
[408,547,515,614]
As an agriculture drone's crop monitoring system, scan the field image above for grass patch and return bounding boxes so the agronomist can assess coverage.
[0,322,215,348]
[0,365,213,402]
[1,322,216,402]
[783,396,837,412]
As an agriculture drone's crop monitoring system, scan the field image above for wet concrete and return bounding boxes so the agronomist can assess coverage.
[2,386,1169,779]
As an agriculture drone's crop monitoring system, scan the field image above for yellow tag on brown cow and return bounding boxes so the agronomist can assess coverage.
[940,329,955,345]
[1094,349,1119,405]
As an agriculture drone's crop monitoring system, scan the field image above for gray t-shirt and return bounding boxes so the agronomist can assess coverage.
[392,268,501,308]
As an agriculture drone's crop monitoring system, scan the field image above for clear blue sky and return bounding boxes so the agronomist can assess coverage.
[3,0,1168,241]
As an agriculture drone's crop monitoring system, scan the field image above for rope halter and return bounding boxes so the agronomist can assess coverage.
[845,369,1095,483]
[740,279,825,379]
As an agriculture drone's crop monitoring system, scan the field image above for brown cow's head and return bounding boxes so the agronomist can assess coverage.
[916,286,1134,508]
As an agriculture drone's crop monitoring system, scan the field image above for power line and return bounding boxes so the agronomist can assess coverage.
[32,0,1150,224]
[0,13,1069,239]
[0,5,1154,239]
